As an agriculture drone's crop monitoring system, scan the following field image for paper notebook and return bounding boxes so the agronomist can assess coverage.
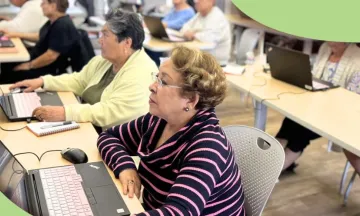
[27,121,80,137]
[223,63,246,75]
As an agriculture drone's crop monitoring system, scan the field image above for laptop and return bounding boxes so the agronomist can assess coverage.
[266,44,338,91]
[0,89,63,122]
[143,15,187,42]
[0,140,131,216]
[0,35,15,48]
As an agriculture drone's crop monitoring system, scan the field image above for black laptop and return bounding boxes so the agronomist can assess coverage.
[143,15,188,42]
[0,140,130,216]
[0,35,15,48]
[0,90,63,122]
[266,44,338,91]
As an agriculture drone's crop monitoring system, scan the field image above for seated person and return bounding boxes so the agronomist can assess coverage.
[162,0,195,31]
[10,9,158,131]
[180,0,231,66]
[0,0,80,84]
[97,46,245,216]
[275,42,360,172]
[0,0,47,38]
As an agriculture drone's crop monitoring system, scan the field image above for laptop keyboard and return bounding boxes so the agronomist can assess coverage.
[12,93,41,118]
[39,166,94,216]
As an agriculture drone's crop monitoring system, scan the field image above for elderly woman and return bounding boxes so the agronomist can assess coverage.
[97,46,245,216]
[162,0,195,31]
[276,42,360,172]
[0,0,79,84]
[180,0,231,66]
[10,9,158,131]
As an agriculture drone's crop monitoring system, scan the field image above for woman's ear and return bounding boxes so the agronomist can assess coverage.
[124,37,133,49]
[186,93,200,110]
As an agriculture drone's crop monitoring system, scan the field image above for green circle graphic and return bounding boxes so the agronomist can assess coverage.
[0,193,30,215]
[232,0,360,42]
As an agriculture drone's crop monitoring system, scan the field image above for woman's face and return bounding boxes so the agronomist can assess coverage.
[148,59,190,120]
[327,42,347,54]
[98,24,131,62]
[41,0,57,17]
[172,0,184,5]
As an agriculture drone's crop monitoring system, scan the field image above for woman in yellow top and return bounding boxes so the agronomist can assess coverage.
[9,9,158,131]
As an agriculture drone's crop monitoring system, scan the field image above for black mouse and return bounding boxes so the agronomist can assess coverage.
[10,86,28,94]
[61,148,88,164]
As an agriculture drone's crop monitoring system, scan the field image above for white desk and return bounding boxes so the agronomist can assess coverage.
[226,62,360,157]
[143,34,216,52]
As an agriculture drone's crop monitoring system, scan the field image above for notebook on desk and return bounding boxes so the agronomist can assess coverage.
[27,121,80,137]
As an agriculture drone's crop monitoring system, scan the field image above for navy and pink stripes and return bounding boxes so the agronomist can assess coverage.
[97,108,245,216]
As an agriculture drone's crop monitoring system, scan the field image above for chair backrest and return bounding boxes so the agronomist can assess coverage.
[237,28,263,65]
[223,125,284,216]
[68,29,95,72]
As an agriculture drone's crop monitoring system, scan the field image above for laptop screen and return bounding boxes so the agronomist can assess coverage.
[0,141,29,213]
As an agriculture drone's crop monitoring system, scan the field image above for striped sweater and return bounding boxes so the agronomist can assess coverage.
[97,108,245,216]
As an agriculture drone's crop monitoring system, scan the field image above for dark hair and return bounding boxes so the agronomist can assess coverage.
[47,0,69,13]
[105,9,145,50]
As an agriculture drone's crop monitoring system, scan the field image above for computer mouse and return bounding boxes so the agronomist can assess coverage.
[61,148,88,164]
[10,86,27,94]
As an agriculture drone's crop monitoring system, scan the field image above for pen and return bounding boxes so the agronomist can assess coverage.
[40,121,72,129]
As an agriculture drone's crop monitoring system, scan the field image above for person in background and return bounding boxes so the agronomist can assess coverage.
[10,9,158,132]
[97,46,245,216]
[180,0,231,66]
[0,0,80,84]
[275,42,360,172]
[162,0,195,31]
[0,0,47,37]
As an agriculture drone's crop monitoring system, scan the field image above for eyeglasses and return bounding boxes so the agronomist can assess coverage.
[152,73,182,89]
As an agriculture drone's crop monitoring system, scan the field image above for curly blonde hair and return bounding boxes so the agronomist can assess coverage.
[170,46,227,109]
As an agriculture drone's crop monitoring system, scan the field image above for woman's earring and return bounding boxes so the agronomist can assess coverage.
[184,107,190,112]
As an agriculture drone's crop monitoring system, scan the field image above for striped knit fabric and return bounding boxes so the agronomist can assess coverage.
[97,108,245,216]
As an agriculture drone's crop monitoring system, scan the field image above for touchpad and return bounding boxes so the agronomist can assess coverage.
[91,185,130,216]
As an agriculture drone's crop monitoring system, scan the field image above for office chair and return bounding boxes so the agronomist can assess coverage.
[223,125,285,216]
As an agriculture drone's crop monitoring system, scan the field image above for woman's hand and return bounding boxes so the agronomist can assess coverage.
[32,106,65,122]
[2,30,19,38]
[119,169,141,199]
[0,16,11,21]
[9,78,44,92]
[183,31,196,40]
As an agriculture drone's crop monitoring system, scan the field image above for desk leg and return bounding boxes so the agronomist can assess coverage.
[254,101,267,131]
[303,40,313,55]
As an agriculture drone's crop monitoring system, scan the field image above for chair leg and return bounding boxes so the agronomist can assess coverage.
[340,161,351,194]
[343,171,357,206]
